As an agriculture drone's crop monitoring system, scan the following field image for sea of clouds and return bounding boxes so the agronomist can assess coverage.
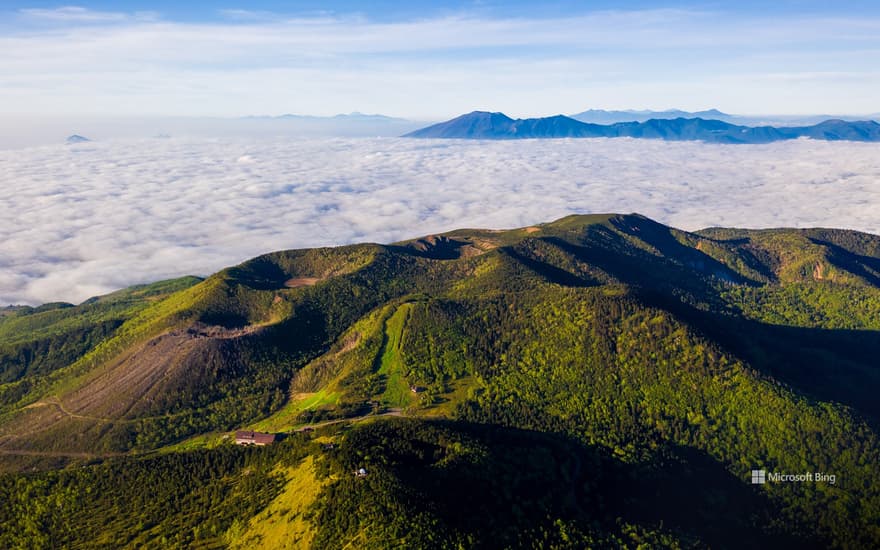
[2,137,880,305]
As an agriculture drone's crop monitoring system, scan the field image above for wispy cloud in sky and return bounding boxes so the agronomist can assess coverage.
[2,137,879,305]
[2,5,880,117]
[19,6,157,22]
[21,6,120,21]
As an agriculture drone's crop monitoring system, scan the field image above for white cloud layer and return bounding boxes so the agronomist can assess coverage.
[2,137,880,305]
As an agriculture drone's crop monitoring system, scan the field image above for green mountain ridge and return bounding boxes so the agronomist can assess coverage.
[1,213,879,548]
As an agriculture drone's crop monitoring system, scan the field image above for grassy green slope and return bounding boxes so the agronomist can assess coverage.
[375,303,416,408]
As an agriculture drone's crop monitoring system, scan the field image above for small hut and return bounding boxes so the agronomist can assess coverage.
[234,430,276,446]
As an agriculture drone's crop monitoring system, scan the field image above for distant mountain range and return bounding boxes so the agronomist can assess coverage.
[233,111,425,137]
[244,112,411,123]
[569,108,880,126]
[571,108,734,124]
[404,111,880,143]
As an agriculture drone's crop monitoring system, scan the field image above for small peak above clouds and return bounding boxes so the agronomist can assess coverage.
[66,134,90,144]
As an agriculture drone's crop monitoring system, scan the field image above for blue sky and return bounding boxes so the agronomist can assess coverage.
[2,1,880,118]
[8,1,880,21]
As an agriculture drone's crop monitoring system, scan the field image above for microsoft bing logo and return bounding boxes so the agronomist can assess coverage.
[751,470,766,484]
